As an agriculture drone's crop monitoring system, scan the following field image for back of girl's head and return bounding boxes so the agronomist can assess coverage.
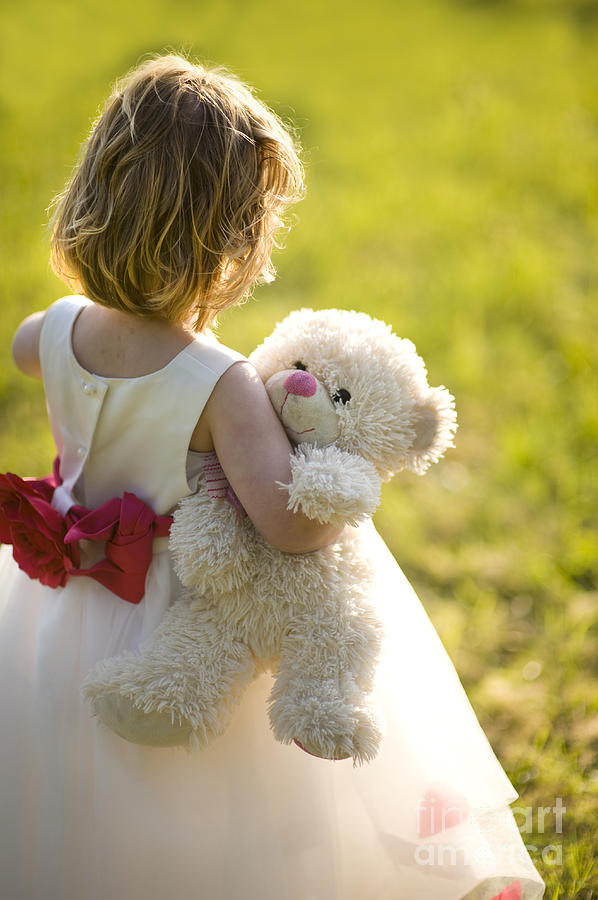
[50,54,303,331]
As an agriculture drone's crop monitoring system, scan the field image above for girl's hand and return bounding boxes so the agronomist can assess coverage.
[12,311,46,378]
[195,361,344,554]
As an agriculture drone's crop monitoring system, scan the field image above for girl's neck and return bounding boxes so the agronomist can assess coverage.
[93,303,198,338]
[71,302,200,380]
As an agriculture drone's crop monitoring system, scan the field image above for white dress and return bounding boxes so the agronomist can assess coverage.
[0,296,545,900]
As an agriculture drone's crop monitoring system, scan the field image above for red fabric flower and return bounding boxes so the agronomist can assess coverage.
[0,470,80,589]
[0,458,172,603]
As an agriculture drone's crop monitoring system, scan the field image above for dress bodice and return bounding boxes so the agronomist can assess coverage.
[39,296,245,517]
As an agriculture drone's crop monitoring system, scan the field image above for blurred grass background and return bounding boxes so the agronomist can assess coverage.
[0,0,596,894]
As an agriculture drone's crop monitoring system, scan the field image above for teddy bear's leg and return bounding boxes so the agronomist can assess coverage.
[81,595,257,748]
[268,595,385,765]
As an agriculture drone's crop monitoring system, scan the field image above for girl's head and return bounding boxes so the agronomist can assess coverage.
[50,54,303,331]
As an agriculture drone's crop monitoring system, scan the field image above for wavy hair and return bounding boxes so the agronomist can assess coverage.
[50,54,304,331]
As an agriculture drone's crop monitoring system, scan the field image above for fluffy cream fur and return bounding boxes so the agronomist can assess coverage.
[251,308,457,480]
[283,445,381,526]
[82,308,457,765]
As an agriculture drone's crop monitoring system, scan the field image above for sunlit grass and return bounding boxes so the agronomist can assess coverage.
[0,0,596,894]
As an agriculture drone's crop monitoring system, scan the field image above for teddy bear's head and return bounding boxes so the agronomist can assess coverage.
[249,308,457,480]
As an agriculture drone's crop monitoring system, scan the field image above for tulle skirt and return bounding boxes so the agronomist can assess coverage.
[0,523,544,900]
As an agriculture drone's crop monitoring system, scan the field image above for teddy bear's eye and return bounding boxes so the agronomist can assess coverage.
[332,388,351,405]
[293,361,307,371]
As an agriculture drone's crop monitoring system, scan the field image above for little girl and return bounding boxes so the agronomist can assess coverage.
[0,55,545,900]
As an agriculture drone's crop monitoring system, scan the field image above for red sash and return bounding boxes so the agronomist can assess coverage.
[0,458,172,603]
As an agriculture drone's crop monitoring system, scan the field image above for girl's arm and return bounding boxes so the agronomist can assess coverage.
[197,361,344,554]
[11,311,45,378]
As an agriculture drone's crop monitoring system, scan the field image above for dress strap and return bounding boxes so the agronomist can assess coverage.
[39,296,107,516]
[141,334,247,510]
[39,295,91,379]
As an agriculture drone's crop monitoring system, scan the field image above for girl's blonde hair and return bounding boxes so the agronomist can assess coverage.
[50,54,303,331]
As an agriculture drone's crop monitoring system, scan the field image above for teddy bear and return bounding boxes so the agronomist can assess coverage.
[82,308,457,764]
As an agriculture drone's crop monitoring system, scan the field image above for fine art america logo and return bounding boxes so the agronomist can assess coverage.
[414,784,564,869]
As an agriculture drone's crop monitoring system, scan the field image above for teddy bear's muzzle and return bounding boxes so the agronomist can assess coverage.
[265,370,341,447]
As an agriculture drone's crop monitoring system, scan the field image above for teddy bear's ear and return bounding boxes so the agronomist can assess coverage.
[405,386,458,475]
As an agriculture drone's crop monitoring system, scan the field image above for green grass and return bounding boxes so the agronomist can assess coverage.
[1,0,597,894]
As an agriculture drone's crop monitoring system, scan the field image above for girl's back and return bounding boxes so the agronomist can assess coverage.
[39,295,242,514]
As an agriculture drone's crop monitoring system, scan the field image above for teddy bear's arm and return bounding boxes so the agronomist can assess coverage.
[279,445,382,527]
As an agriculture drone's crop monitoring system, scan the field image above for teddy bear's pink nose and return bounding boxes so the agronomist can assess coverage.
[284,370,317,397]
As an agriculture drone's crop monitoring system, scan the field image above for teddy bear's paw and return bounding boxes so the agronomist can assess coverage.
[284,445,381,526]
[91,693,195,747]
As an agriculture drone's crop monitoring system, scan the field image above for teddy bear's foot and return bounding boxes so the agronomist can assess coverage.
[270,684,385,766]
[293,738,351,761]
[83,647,254,749]
[81,599,258,749]
[91,693,194,747]
[292,706,384,765]
[81,653,210,748]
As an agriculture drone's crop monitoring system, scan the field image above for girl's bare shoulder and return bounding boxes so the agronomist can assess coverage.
[199,361,343,553]
[12,311,46,378]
